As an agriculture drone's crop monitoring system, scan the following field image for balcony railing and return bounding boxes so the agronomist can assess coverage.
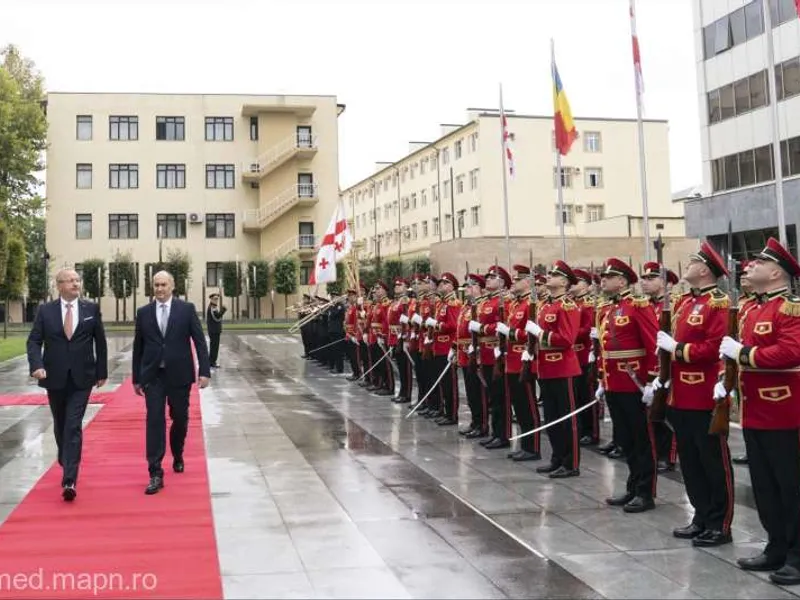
[242,133,318,179]
[265,234,320,261]
[242,183,320,231]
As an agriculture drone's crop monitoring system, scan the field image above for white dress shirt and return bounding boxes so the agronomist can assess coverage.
[157,297,172,335]
[60,297,78,337]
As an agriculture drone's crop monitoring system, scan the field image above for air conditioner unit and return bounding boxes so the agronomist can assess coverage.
[188,212,203,224]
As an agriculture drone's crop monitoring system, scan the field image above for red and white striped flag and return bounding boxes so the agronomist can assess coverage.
[795,0,800,18]
[499,86,515,179]
[309,197,352,285]
[630,0,644,99]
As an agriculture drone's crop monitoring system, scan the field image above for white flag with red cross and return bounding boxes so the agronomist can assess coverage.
[309,198,352,285]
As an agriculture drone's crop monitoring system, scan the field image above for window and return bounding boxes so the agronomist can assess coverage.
[471,206,480,227]
[156,116,185,141]
[299,222,314,248]
[469,132,479,152]
[76,115,92,140]
[739,149,756,186]
[433,217,440,236]
[455,139,463,159]
[771,0,798,27]
[777,57,800,101]
[421,189,427,206]
[157,164,186,189]
[205,117,233,141]
[76,164,92,189]
[297,126,312,147]
[412,224,418,240]
[553,167,573,188]
[711,143,779,192]
[730,7,747,46]
[455,175,464,194]
[555,204,575,226]
[206,213,235,238]
[586,204,605,222]
[705,1,775,60]
[75,214,92,239]
[755,145,774,182]
[445,214,452,234]
[750,71,769,109]
[157,214,187,239]
[420,159,427,175]
[745,0,764,38]
[584,132,602,152]
[109,164,139,189]
[411,193,417,209]
[300,261,314,285]
[443,180,450,197]
[206,262,224,287]
[441,147,450,165]
[422,221,429,237]
[470,169,479,190]
[457,209,466,233]
[206,164,235,189]
[706,69,772,124]
[714,16,732,55]
[432,184,439,202]
[719,85,735,120]
[109,116,138,140]
[734,78,751,114]
[585,168,603,188]
[708,90,722,124]
[250,116,258,141]
[298,173,315,197]
[109,214,138,239]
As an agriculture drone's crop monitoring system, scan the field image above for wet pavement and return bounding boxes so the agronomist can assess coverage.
[1,333,799,599]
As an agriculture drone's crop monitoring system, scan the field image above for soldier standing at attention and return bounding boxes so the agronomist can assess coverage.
[427,273,462,426]
[732,260,757,466]
[206,293,226,369]
[720,238,800,585]
[571,269,599,446]
[457,273,488,438]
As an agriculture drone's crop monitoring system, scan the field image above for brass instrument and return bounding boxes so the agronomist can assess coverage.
[288,295,346,334]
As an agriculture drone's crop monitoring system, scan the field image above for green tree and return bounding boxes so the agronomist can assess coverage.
[326,264,346,297]
[358,257,382,292]
[247,260,269,298]
[164,248,191,297]
[222,262,243,297]
[109,251,135,322]
[0,46,47,231]
[273,256,298,316]
[24,215,47,302]
[405,256,430,276]
[142,262,165,297]
[81,258,105,300]
[1,235,26,337]
[0,220,8,287]
[382,259,404,290]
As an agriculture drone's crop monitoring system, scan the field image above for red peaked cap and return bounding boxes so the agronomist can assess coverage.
[439,272,459,287]
[603,257,639,284]
[572,269,594,284]
[359,282,368,292]
[424,274,439,285]
[373,280,389,292]
[485,265,512,288]
[758,237,800,278]
[393,277,409,287]
[512,264,531,279]
[690,241,728,278]
[549,260,578,286]
[411,273,426,282]
[535,274,547,285]
[465,273,486,288]
[641,261,679,285]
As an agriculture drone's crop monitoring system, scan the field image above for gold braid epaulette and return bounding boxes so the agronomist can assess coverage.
[561,297,577,311]
[779,296,800,317]
[707,289,730,310]
[631,295,650,308]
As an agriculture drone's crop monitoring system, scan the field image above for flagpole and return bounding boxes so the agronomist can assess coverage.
[630,0,651,261]
[762,0,788,247]
[498,83,512,270]
[552,39,567,262]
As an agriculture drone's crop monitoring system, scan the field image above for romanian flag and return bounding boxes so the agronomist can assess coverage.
[552,57,577,156]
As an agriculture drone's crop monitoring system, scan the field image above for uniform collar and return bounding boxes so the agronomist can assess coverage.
[690,284,717,297]
[756,286,789,303]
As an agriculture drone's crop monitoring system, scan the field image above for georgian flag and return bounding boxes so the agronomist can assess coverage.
[309,198,352,285]
[630,0,644,100]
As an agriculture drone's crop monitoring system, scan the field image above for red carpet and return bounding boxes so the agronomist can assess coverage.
[0,379,222,599]
[0,392,113,406]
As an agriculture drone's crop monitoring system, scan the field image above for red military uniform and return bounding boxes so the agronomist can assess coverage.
[456,301,474,369]
[477,292,502,367]
[432,291,460,356]
[536,293,581,380]
[387,296,404,347]
[571,268,599,445]
[369,284,394,394]
[506,293,534,375]
[573,295,594,367]
[459,274,489,436]
[430,273,461,424]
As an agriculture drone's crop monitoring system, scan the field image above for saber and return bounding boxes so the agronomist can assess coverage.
[510,399,599,441]
[405,359,453,418]
[356,346,392,381]
[307,336,347,355]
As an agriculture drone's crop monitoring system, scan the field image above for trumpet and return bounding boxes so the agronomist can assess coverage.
[288,295,347,334]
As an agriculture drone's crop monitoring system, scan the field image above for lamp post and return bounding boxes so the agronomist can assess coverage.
[270,289,275,320]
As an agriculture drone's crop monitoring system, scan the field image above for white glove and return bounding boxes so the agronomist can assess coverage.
[359,311,366,319]
[713,381,728,400]
[467,344,475,355]
[719,336,743,361]
[424,336,433,345]
[362,334,368,343]
[496,322,510,337]
[399,314,409,324]
[425,317,438,328]
[525,321,542,337]
[652,377,671,392]
[656,331,678,353]
[595,385,605,400]
[350,336,358,344]
[521,350,533,362]
[447,348,455,363]
[377,338,385,349]
[357,297,364,306]
[410,332,417,340]
[588,351,596,363]
[411,313,423,326]
[590,327,599,340]
[468,320,482,333]
[641,384,654,406]
[493,347,502,359]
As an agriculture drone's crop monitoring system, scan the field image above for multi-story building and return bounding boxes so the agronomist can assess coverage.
[44,92,343,317]
[342,109,684,266]
[685,0,800,258]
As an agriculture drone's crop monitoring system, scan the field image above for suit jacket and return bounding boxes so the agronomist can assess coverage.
[132,298,211,388]
[26,299,108,391]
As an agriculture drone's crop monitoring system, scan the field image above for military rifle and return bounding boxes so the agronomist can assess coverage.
[493,257,506,379]
[521,250,537,384]
[710,222,737,435]
[649,233,672,422]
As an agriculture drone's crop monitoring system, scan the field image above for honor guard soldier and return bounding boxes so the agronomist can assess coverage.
[357,284,373,387]
[371,281,395,397]
[388,277,413,404]
[457,273,489,437]
[406,274,426,408]
[597,257,659,512]
[345,289,361,381]
[641,261,679,473]
[571,269,600,446]
[526,261,581,478]
[414,275,441,417]
[654,243,734,546]
[426,273,461,425]
[299,294,314,358]
[470,265,513,449]
[732,260,757,466]
[720,238,800,585]
[499,265,542,461]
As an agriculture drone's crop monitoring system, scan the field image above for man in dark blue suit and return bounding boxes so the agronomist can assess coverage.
[132,270,210,495]
[26,268,108,501]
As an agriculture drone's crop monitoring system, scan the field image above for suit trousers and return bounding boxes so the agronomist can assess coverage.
[539,377,579,470]
[144,371,191,477]
[507,374,541,454]
[47,379,91,485]
[667,407,734,533]
[605,391,657,499]
[744,428,800,567]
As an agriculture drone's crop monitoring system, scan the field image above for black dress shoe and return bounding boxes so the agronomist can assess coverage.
[732,454,749,465]
[598,441,616,454]
[459,425,477,436]
[513,451,542,462]
[145,476,164,495]
[549,466,580,478]
[673,522,704,539]
[623,496,655,513]
[62,484,76,502]
[173,458,184,473]
[608,448,625,459]
[657,460,676,473]
[465,428,489,439]
[692,529,732,547]
[437,418,457,426]
[507,450,522,459]
[737,553,785,572]
[770,565,800,585]
[485,438,510,449]
[606,492,635,506]
[579,435,595,446]
[536,463,560,474]
[480,437,497,447]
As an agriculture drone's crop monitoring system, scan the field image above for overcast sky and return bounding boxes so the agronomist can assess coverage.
[2,0,701,193]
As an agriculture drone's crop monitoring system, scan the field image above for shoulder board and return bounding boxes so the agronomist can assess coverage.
[780,296,800,317]
[560,297,577,310]
[449,298,462,306]
[708,289,729,309]
[631,295,651,308]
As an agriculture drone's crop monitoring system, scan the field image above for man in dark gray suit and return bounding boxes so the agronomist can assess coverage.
[26,267,108,501]
[132,270,210,495]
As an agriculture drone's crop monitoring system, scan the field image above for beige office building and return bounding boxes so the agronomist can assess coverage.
[44,92,343,317]
[343,109,686,267]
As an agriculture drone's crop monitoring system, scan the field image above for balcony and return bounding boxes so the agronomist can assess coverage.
[242,183,319,231]
[265,234,320,262]
[241,133,318,181]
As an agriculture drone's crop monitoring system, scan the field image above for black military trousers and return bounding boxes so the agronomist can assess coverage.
[327,333,344,373]
[394,345,413,401]
[539,377,579,470]
[605,391,657,499]
[744,428,800,567]
[667,407,734,533]
[421,356,441,412]
[412,350,425,404]
[507,373,541,454]
[433,355,458,420]
[485,365,510,441]
[359,340,372,383]
[462,365,487,431]
[574,364,599,442]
